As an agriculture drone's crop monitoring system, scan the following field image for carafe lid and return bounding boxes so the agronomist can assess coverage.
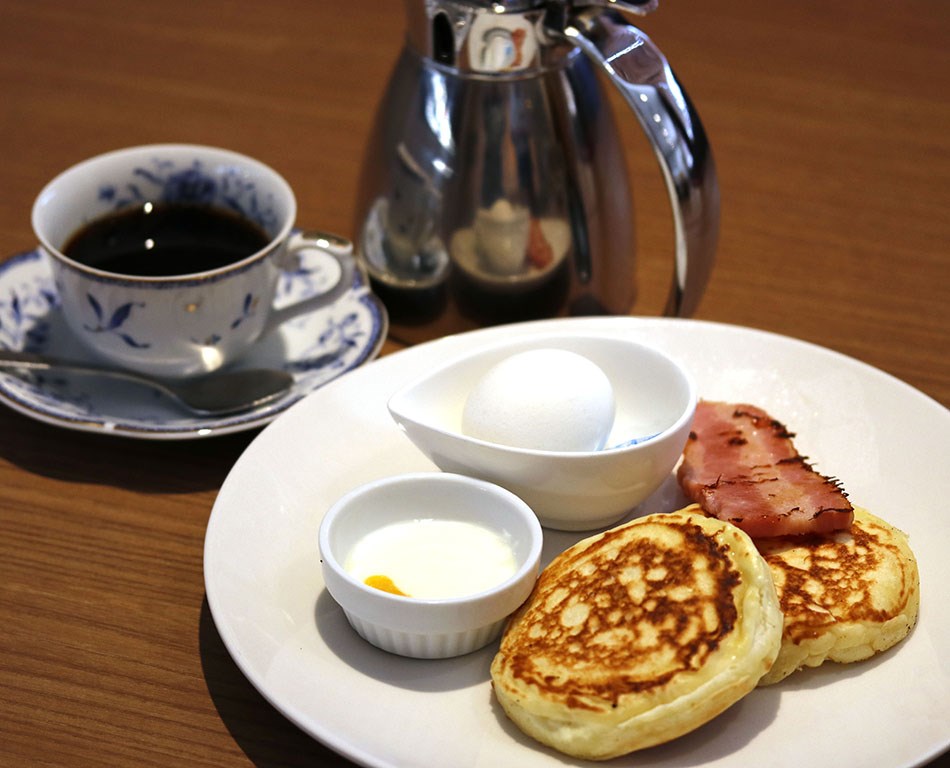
[404,0,658,74]
[404,0,551,74]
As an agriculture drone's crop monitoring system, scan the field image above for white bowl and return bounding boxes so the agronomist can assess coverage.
[318,472,542,659]
[387,333,697,531]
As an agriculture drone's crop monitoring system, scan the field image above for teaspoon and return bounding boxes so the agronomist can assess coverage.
[0,350,295,416]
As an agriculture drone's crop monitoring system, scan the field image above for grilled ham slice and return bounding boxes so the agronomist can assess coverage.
[677,401,853,537]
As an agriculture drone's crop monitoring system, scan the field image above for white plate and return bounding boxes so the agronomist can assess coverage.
[0,249,387,439]
[204,316,950,768]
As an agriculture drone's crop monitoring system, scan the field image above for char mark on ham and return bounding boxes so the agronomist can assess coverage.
[677,402,853,538]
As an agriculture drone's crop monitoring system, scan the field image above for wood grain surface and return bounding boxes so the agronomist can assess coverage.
[1,2,947,766]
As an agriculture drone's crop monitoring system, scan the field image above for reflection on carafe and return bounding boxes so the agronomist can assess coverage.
[354,1,718,345]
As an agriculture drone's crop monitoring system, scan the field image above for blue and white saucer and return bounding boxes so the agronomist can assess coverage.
[0,249,388,439]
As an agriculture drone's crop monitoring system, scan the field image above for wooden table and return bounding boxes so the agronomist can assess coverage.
[1,2,947,766]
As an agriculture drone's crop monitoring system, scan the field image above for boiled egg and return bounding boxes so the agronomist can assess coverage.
[344,518,518,599]
[461,348,615,452]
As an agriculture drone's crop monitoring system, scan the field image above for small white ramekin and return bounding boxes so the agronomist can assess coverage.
[318,472,543,659]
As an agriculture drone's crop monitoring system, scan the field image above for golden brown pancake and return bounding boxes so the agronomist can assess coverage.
[490,509,782,760]
[756,506,919,685]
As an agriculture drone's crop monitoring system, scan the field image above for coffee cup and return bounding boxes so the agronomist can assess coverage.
[31,144,356,379]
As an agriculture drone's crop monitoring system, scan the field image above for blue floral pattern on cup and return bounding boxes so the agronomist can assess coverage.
[97,157,280,234]
[83,294,151,348]
[230,293,260,330]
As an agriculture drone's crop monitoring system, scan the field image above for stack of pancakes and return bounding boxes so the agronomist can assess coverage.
[491,506,919,760]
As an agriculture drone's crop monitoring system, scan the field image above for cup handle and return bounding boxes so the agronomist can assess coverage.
[263,229,357,334]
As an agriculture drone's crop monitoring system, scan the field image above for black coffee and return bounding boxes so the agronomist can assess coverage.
[62,203,271,276]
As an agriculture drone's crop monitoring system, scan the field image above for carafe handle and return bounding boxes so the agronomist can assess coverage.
[555,6,719,316]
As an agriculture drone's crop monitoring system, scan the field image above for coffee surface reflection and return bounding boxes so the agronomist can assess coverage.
[63,202,270,277]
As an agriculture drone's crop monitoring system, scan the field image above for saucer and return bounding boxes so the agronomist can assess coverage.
[0,248,388,439]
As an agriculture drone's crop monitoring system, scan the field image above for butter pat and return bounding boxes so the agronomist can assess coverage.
[462,348,615,452]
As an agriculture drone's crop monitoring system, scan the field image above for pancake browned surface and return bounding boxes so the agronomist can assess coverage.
[490,509,782,761]
[756,506,920,686]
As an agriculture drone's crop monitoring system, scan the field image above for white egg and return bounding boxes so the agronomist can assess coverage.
[461,348,615,452]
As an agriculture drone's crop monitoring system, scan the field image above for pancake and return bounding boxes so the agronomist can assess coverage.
[756,506,919,685]
[490,509,782,760]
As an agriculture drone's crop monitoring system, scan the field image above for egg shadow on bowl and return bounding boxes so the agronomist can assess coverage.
[536,474,692,568]
[314,589,497,694]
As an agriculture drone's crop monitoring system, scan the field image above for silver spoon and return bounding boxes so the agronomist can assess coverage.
[0,350,295,416]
